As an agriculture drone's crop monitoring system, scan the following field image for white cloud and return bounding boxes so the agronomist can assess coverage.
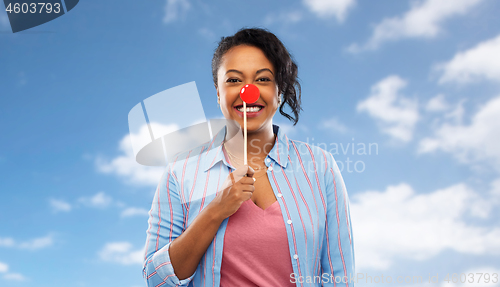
[357,75,419,142]
[3,273,26,281]
[121,207,149,218]
[426,94,449,112]
[98,242,143,265]
[347,0,484,52]
[0,262,27,282]
[78,192,113,209]
[18,235,54,250]
[419,96,500,169]
[437,34,500,84]
[96,127,165,187]
[0,262,8,273]
[319,117,348,133]
[0,237,15,247]
[443,99,466,124]
[49,198,72,213]
[492,178,500,198]
[51,192,150,218]
[351,181,500,270]
[302,0,355,22]
[163,0,190,23]
[426,95,465,126]
[0,235,53,250]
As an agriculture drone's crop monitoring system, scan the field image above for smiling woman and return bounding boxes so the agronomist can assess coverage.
[143,28,355,287]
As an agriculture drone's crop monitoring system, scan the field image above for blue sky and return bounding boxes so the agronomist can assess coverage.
[1,0,500,286]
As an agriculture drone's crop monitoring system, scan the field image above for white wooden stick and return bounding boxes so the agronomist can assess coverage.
[243,101,247,166]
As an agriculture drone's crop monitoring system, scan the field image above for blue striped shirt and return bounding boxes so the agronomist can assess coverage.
[143,124,355,287]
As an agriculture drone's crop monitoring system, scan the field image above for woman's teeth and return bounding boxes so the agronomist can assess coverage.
[237,106,263,112]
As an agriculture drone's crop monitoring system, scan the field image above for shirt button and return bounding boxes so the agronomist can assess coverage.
[293,254,298,260]
[266,158,270,163]
[277,193,283,198]
[287,219,292,225]
[268,166,273,171]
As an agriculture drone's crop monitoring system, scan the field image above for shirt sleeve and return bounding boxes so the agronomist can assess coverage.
[320,152,355,286]
[143,164,196,287]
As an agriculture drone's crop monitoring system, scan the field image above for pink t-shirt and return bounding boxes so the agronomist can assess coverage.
[219,198,296,287]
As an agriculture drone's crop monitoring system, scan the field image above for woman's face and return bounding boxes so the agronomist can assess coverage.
[216,45,279,132]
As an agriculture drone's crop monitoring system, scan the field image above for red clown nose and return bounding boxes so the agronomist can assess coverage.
[239,84,260,103]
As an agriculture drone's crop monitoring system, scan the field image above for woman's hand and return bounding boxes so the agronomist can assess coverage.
[209,165,255,220]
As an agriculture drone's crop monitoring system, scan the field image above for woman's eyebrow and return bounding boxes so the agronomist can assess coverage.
[225,69,243,75]
[256,68,274,75]
[225,68,274,75]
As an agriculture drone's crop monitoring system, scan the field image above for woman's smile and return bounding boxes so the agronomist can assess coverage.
[233,103,265,118]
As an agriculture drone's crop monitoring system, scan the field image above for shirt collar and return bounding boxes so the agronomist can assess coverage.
[203,123,290,172]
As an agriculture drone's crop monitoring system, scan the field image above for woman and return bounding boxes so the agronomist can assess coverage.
[143,28,355,287]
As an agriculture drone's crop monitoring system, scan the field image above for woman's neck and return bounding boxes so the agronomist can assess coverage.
[224,123,276,163]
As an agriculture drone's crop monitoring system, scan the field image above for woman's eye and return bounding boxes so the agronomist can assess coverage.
[226,78,240,83]
[257,77,271,82]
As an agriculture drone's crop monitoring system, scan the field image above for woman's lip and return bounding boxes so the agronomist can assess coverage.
[233,104,264,109]
[233,106,265,118]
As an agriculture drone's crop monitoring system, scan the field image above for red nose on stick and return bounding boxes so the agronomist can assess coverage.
[239,84,260,168]
[240,84,260,103]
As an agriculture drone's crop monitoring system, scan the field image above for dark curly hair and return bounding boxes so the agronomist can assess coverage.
[212,27,302,126]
